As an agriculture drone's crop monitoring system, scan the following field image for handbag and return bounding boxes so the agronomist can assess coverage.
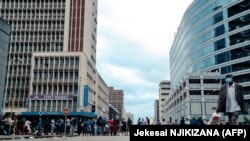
[208,112,221,125]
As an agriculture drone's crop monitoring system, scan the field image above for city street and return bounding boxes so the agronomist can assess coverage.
[0,135,129,141]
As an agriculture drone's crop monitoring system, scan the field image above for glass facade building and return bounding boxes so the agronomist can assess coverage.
[0,18,10,114]
[170,0,250,106]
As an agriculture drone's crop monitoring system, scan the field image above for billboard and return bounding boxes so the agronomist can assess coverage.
[84,85,89,107]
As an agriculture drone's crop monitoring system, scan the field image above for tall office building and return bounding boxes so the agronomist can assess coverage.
[154,99,159,123]
[0,0,101,116]
[96,74,109,117]
[158,80,170,121]
[0,18,10,114]
[170,0,250,111]
[109,87,124,119]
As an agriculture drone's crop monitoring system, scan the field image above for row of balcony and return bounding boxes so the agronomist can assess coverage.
[7,86,29,89]
[33,78,79,82]
[8,72,31,77]
[8,63,32,66]
[2,13,65,18]
[1,4,65,9]
[11,26,64,31]
[0,16,65,22]
[32,92,78,96]
[10,38,64,42]
[188,84,221,89]
[34,65,79,70]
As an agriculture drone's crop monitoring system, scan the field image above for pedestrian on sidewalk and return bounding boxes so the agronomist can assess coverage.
[216,74,246,125]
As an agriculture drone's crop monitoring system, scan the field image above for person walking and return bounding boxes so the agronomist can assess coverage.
[146,117,150,125]
[216,74,246,125]
[127,118,132,135]
[121,118,127,136]
[180,117,185,125]
[50,119,55,135]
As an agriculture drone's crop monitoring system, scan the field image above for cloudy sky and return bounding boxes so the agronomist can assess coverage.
[96,0,193,121]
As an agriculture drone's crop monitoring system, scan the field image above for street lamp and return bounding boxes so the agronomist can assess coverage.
[2,57,24,134]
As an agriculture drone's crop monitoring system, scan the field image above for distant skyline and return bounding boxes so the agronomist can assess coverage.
[96,0,193,120]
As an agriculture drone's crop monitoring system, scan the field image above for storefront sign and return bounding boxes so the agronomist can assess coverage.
[29,95,74,100]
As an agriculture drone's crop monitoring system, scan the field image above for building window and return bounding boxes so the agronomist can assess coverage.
[75,58,79,65]
[65,58,69,65]
[35,58,38,66]
[190,90,201,95]
[49,72,53,79]
[62,72,67,78]
[55,58,59,66]
[75,72,78,78]
[34,72,38,79]
[70,58,74,66]
[214,24,225,37]
[54,72,58,78]
[59,72,63,78]
[70,72,73,79]
[189,79,200,84]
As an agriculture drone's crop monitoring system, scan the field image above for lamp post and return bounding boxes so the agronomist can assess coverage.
[3,57,24,135]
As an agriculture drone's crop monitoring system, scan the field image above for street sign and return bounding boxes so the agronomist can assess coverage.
[63,108,69,115]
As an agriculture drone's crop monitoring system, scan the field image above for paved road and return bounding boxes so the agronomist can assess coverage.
[51,136,129,141]
[0,136,129,141]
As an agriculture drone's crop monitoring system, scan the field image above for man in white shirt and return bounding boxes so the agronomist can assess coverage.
[216,74,246,125]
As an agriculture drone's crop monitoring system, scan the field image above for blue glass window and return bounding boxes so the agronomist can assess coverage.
[214,38,226,51]
[215,52,230,64]
[213,12,223,24]
[214,24,225,37]
[221,66,232,74]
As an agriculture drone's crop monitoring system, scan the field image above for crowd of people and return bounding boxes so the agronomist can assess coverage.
[0,115,133,136]
[140,116,249,125]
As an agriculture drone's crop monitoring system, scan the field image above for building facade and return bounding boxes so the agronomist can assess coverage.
[158,80,170,121]
[109,104,120,119]
[154,99,159,123]
[170,0,250,112]
[165,72,223,123]
[108,87,124,119]
[96,74,109,117]
[0,0,99,116]
[29,52,98,113]
[0,18,10,115]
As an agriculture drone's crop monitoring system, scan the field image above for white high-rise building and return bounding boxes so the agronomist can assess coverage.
[154,100,159,123]
[0,0,108,117]
[159,80,171,122]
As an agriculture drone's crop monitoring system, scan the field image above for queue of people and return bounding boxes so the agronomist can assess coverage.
[0,115,133,136]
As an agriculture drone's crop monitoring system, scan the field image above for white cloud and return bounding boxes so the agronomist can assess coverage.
[97,0,193,119]
[98,0,193,59]
[125,92,158,101]
[126,102,155,123]
[100,63,156,87]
